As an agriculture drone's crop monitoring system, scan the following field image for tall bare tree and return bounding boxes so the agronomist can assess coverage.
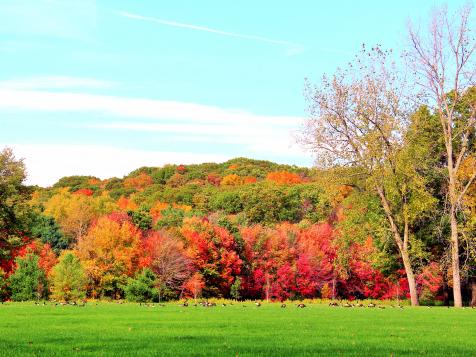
[302,46,436,306]
[407,4,476,307]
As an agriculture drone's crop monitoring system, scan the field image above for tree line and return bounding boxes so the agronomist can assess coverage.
[0,5,474,306]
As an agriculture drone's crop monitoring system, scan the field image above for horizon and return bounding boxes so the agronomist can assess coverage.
[0,0,467,186]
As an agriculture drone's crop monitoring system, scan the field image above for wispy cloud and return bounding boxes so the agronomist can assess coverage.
[0,88,300,126]
[119,11,305,56]
[0,87,306,158]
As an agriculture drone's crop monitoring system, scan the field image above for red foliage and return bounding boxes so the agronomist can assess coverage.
[73,188,94,196]
[206,173,221,186]
[181,218,242,295]
[176,165,187,174]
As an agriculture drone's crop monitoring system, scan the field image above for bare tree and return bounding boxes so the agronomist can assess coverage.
[302,46,436,306]
[147,231,192,295]
[407,4,476,307]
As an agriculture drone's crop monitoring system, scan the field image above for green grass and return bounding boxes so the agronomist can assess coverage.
[0,302,475,356]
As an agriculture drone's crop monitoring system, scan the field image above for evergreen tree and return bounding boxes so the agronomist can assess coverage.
[8,252,47,301]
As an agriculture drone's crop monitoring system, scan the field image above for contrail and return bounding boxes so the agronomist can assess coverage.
[119,11,304,50]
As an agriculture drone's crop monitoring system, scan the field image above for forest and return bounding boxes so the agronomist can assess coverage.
[0,5,475,309]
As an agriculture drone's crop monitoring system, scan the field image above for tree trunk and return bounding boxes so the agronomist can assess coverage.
[448,172,463,307]
[377,187,419,306]
[470,278,476,307]
[401,249,419,306]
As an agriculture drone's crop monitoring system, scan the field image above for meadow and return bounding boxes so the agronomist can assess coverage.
[0,302,475,356]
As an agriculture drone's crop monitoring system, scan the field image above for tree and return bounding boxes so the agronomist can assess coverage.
[407,5,476,306]
[50,252,86,302]
[29,214,68,253]
[0,148,30,270]
[7,252,47,301]
[44,189,97,244]
[75,214,141,298]
[183,272,205,302]
[124,268,159,303]
[302,46,435,305]
[230,276,242,300]
[140,231,191,300]
[0,268,7,301]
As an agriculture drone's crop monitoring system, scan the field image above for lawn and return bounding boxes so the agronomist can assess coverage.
[0,302,475,356]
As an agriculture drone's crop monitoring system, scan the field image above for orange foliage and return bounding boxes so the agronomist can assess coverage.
[88,178,101,186]
[117,196,138,211]
[183,272,205,300]
[266,171,303,185]
[228,164,238,170]
[150,201,170,220]
[123,173,153,190]
[243,176,257,184]
[221,174,243,186]
[76,215,142,295]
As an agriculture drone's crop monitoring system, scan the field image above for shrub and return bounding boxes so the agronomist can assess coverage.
[124,269,159,302]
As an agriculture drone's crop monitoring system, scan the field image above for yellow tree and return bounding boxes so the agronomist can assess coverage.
[75,214,141,298]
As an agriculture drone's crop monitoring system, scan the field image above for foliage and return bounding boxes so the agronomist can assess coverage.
[76,214,141,298]
[7,252,48,301]
[50,252,86,302]
[0,148,31,270]
[124,268,159,302]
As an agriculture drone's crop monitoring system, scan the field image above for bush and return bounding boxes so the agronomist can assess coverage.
[124,269,159,302]
[209,191,243,214]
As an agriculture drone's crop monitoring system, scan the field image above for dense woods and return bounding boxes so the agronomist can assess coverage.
[0,5,474,307]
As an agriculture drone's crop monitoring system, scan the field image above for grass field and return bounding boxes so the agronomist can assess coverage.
[0,302,475,356]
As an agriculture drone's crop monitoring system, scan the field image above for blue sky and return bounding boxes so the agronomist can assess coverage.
[0,0,467,186]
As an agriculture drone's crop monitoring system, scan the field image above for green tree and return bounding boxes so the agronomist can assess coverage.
[7,252,47,301]
[302,46,436,305]
[50,252,86,302]
[0,268,7,301]
[124,268,159,302]
[0,148,31,267]
[230,277,242,300]
[30,214,68,253]
[128,209,153,230]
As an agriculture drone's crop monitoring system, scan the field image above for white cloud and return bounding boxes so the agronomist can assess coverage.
[0,88,299,127]
[0,76,114,90]
[10,144,231,187]
[119,11,305,56]
[1,87,309,185]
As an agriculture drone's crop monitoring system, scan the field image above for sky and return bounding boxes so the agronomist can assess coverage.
[0,0,468,186]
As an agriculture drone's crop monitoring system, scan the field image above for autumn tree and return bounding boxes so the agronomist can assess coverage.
[44,189,98,244]
[140,231,191,300]
[75,214,141,298]
[407,5,476,306]
[302,46,436,305]
[50,252,86,302]
[183,272,205,302]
